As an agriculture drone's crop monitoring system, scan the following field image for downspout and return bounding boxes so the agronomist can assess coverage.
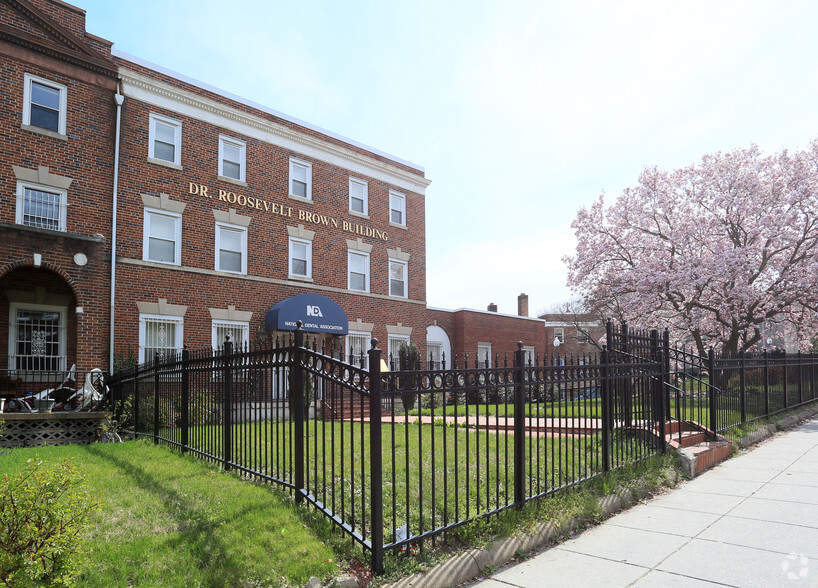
[110,83,124,372]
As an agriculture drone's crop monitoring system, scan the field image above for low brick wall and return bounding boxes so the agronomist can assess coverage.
[0,412,108,447]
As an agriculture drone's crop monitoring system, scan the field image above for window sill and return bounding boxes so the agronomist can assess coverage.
[147,157,183,171]
[390,222,408,230]
[288,194,312,204]
[218,175,247,187]
[289,274,314,283]
[142,256,182,266]
[21,124,67,141]
[349,211,370,220]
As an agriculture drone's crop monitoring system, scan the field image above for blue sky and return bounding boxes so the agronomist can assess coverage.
[80,0,818,316]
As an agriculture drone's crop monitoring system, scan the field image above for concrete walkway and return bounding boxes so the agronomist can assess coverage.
[473,417,818,587]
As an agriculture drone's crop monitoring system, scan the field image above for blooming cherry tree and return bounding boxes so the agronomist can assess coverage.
[566,141,818,355]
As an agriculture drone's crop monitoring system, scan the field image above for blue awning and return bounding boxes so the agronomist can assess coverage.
[264,293,349,335]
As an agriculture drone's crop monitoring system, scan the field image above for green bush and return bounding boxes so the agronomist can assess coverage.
[0,458,97,587]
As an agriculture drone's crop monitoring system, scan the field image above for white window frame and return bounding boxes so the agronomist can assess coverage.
[389,190,406,226]
[388,258,408,298]
[212,320,250,351]
[289,158,312,200]
[218,135,246,182]
[523,345,536,366]
[23,73,67,136]
[388,334,411,368]
[143,208,182,265]
[8,302,67,372]
[348,250,370,292]
[577,328,591,344]
[215,222,247,274]
[477,343,492,368]
[349,177,368,216]
[346,331,370,369]
[554,328,565,345]
[139,314,184,364]
[15,181,67,232]
[148,113,182,165]
[289,236,312,279]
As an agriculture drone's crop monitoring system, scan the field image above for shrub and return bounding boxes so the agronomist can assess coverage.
[0,458,97,587]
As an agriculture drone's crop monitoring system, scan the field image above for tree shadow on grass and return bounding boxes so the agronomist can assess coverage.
[81,443,291,586]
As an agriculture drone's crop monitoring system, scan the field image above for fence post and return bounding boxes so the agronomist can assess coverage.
[663,330,671,421]
[368,339,384,575]
[153,352,160,445]
[763,350,770,417]
[223,336,234,471]
[651,330,666,453]
[181,345,189,453]
[600,343,612,472]
[812,352,816,402]
[798,351,803,405]
[622,322,632,428]
[708,348,717,436]
[133,361,140,436]
[514,342,526,505]
[783,350,789,410]
[739,351,747,424]
[293,323,305,503]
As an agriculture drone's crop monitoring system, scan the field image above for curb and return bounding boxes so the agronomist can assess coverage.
[733,403,818,450]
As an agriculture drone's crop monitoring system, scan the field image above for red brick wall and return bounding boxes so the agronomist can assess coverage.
[0,0,116,370]
[112,58,428,358]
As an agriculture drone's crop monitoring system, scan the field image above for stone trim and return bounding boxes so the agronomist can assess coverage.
[136,298,187,316]
[349,319,374,333]
[386,322,413,336]
[287,224,316,240]
[213,208,251,227]
[208,305,253,322]
[386,247,411,262]
[346,238,373,253]
[141,193,186,214]
[13,165,72,189]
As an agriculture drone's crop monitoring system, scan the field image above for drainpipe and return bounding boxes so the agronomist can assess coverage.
[110,84,124,372]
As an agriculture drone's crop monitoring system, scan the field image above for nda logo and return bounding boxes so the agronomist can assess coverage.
[306,305,323,317]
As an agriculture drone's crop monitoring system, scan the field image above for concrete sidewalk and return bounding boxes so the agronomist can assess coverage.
[473,417,818,587]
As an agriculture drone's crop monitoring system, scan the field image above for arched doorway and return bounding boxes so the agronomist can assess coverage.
[0,266,77,375]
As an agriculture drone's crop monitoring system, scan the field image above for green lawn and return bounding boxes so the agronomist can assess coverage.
[163,417,656,546]
[0,441,338,587]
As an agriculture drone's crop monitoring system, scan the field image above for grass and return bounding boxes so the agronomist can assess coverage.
[0,441,340,587]
[155,416,658,551]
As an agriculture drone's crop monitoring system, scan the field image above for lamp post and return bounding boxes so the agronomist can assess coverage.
[554,336,562,366]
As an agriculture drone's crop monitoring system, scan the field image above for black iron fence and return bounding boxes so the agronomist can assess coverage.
[107,322,818,573]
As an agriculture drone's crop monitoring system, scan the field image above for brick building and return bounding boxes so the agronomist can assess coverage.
[1,0,555,385]
[0,0,117,376]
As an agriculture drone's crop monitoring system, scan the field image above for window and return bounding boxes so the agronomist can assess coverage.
[149,113,182,165]
[349,178,368,215]
[139,314,183,363]
[289,158,312,199]
[553,328,565,345]
[8,303,67,372]
[477,343,492,368]
[389,259,407,298]
[215,223,247,274]
[16,182,66,231]
[346,331,370,369]
[428,342,443,369]
[348,251,370,292]
[577,329,590,344]
[219,136,245,181]
[23,74,67,135]
[289,237,312,279]
[144,209,182,265]
[388,335,411,368]
[389,191,406,226]
[523,346,536,366]
[212,320,249,351]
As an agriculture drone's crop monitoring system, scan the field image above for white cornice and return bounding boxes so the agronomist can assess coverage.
[119,68,431,196]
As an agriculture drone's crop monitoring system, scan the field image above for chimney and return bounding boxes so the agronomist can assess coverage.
[487,302,498,312]
[518,293,529,317]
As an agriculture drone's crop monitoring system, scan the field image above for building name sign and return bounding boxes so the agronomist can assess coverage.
[188,183,389,242]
